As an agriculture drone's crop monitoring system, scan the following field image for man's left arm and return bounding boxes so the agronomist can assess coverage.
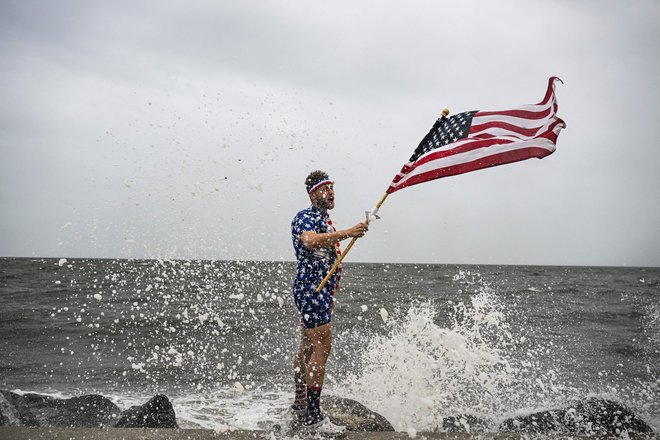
[300,222,368,251]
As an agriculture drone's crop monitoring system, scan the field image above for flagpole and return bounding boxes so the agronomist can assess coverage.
[315,108,450,293]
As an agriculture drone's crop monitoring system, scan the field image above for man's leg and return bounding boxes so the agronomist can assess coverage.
[293,324,312,409]
[303,323,332,424]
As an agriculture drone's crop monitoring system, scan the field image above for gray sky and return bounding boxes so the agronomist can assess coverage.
[1,0,659,266]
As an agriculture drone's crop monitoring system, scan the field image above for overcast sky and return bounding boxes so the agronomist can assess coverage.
[1,0,659,267]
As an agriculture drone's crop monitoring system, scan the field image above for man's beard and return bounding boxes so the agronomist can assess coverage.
[318,198,334,210]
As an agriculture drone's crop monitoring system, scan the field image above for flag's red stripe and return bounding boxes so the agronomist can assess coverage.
[471,133,497,139]
[402,138,514,172]
[539,76,562,105]
[389,137,513,185]
[474,78,560,119]
[475,105,553,120]
[387,147,553,193]
[538,120,565,144]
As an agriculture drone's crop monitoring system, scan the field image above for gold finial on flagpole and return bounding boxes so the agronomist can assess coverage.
[441,108,450,118]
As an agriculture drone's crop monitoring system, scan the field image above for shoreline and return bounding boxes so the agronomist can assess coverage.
[0,428,654,440]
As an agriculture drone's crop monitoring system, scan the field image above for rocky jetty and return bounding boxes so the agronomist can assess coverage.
[499,398,653,435]
[1,390,653,436]
[0,390,177,428]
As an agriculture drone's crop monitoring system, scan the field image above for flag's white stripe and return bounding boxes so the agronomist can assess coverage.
[470,127,532,140]
[391,138,556,189]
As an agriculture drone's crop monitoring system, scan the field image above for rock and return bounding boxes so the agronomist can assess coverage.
[440,414,491,433]
[0,392,24,426]
[0,390,120,427]
[0,390,178,429]
[500,408,567,433]
[113,394,178,428]
[499,398,653,435]
[322,396,394,431]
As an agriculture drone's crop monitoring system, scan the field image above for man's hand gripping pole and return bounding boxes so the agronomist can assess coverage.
[315,192,389,292]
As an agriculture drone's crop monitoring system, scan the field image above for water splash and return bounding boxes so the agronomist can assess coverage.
[339,272,571,432]
[50,258,294,394]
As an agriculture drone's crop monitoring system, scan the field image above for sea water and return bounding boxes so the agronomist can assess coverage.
[0,258,658,432]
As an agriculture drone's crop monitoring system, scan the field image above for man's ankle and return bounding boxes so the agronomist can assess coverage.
[294,379,307,406]
[305,386,323,424]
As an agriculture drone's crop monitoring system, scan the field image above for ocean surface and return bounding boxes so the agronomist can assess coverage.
[1,257,658,432]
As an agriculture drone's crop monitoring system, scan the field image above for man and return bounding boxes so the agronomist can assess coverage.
[290,170,368,435]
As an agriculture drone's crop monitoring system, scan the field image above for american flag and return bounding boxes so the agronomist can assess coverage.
[387,77,566,194]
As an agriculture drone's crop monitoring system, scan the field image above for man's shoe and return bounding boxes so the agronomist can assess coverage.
[303,416,347,436]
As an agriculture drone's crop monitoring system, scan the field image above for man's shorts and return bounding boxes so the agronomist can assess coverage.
[293,283,332,328]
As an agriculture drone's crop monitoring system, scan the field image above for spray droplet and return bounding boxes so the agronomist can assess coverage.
[380,308,389,322]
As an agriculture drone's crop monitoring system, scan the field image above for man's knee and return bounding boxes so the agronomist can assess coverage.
[307,324,332,356]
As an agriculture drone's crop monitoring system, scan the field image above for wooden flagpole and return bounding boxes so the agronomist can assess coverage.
[315,108,450,293]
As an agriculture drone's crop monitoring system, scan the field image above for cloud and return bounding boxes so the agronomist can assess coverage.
[1,0,659,266]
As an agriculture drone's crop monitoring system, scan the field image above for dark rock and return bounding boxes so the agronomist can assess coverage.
[322,396,394,431]
[440,414,491,433]
[0,390,178,429]
[113,394,178,428]
[0,390,120,427]
[500,408,567,433]
[0,391,38,426]
[499,398,653,435]
[0,392,24,426]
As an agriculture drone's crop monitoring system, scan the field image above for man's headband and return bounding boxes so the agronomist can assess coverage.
[307,179,333,194]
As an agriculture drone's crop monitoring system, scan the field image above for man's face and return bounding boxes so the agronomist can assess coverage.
[311,183,335,210]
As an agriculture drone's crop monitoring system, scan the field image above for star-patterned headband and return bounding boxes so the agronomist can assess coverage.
[307,179,333,194]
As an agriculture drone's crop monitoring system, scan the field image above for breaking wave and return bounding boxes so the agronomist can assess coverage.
[340,273,581,432]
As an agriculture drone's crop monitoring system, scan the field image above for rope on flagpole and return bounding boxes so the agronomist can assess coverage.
[314,108,450,293]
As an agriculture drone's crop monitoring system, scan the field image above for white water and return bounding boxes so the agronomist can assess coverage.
[112,390,292,431]
[10,387,293,431]
[338,273,576,432]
